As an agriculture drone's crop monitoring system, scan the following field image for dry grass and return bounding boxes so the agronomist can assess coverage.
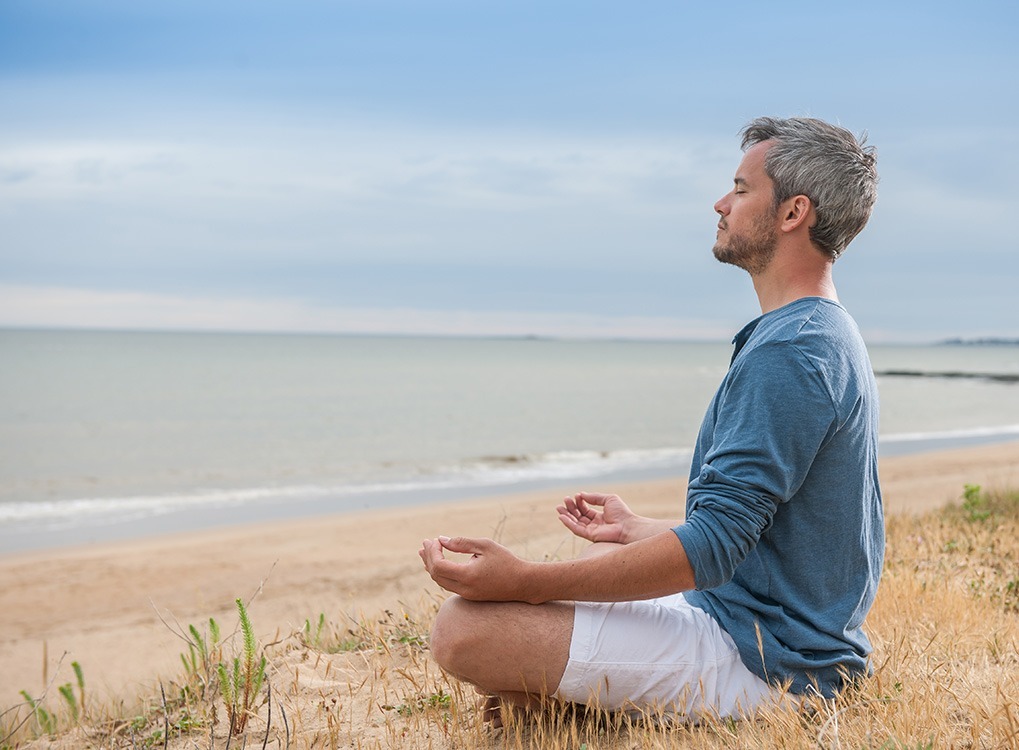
[3,486,1018,750]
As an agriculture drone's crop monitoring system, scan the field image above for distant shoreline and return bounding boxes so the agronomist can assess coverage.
[5,325,1019,347]
[875,369,1019,383]
[940,337,1019,346]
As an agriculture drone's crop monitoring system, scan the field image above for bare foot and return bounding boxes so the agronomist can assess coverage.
[477,693,533,728]
[480,694,505,727]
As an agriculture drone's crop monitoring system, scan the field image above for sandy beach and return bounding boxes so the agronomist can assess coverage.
[2,440,1018,713]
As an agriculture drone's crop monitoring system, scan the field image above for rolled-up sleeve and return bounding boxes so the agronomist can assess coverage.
[673,341,837,591]
[674,466,779,590]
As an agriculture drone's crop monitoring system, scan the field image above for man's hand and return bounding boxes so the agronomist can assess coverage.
[421,529,696,604]
[556,492,639,544]
[557,492,681,545]
[419,536,535,603]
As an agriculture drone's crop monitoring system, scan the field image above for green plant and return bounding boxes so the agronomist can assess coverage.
[56,684,77,722]
[181,617,221,695]
[18,691,55,736]
[302,612,328,649]
[2,662,81,741]
[382,608,429,651]
[216,598,267,735]
[335,632,368,651]
[72,661,85,715]
[962,483,991,522]
[386,689,452,717]
[51,661,87,724]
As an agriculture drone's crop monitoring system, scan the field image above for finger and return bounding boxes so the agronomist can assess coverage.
[420,542,468,589]
[565,495,594,519]
[557,497,580,518]
[437,535,488,555]
[573,496,592,517]
[557,510,577,532]
[429,571,464,593]
[557,509,592,539]
[420,538,448,570]
[577,492,615,508]
[559,505,589,527]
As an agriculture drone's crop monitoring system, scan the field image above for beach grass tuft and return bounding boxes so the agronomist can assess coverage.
[2,485,1018,749]
[215,597,267,736]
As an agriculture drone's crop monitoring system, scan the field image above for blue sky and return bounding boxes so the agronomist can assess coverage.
[1,0,1016,341]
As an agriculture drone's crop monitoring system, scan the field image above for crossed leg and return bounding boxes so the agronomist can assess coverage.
[428,542,627,715]
[429,595,574,711]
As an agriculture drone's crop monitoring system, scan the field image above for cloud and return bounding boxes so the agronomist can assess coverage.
[0,124,730,276]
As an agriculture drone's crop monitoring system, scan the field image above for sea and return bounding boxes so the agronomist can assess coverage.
[2,328,1018,554]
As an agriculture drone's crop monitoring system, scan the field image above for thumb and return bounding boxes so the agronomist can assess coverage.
[438,535,488,555]
[576,491,612,507]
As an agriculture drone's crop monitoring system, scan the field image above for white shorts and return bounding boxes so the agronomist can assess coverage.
[553,593,781,719]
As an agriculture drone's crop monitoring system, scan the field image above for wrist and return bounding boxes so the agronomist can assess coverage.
[522,558,569,605]
[619,516,648,544]
[622,516,678,544]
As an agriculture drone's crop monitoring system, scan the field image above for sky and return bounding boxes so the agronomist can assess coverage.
[1,0,1016,342]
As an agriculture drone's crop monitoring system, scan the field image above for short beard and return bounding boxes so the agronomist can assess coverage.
[712,217,778,276]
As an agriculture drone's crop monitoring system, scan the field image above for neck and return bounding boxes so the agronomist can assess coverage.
[751,244,838,315]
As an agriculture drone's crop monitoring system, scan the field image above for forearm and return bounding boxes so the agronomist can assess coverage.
[522,530,695,604]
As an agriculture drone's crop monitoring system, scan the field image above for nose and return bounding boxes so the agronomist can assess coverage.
[714,194,730,216]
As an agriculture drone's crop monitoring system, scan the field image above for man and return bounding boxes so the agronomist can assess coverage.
[419,116,884,720]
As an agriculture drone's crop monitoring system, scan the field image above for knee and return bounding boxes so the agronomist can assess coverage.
[429,595,481,676]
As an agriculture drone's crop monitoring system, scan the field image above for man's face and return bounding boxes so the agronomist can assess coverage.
[712,141,780,275]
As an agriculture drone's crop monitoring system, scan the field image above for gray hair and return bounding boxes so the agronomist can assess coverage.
[740,117,878,260]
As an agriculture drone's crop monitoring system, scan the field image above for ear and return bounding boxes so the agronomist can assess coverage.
[778,195,813,234]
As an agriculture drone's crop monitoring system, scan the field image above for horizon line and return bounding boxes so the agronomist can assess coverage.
[0,323,971,347]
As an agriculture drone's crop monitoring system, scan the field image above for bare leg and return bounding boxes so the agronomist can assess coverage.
[429,543,627,721]
[429,596,574,700]
[478,691,544,727]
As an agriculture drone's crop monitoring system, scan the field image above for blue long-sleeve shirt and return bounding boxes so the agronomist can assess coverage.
[674,297,884,697]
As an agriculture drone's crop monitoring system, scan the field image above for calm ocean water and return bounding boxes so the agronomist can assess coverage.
[2,329,1018,552]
